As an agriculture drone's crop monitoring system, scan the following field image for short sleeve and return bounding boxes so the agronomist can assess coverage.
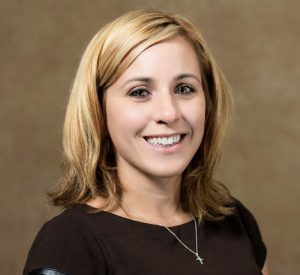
[23,213,108,275]
[235,200,267,269]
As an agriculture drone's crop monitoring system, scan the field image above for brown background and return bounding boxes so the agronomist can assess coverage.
[1,0,299,274]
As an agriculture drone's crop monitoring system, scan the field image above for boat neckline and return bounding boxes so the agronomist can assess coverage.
[79,203,197,229]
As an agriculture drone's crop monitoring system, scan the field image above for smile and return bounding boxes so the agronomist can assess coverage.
[145,134,183,147]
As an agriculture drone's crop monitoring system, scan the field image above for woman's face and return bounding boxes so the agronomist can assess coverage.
[105,36,205,179]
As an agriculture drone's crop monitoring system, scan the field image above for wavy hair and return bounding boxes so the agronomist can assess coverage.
[48,8,236,222]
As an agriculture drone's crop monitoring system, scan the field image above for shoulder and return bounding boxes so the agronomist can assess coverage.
[233,199,267,270]
[23,204,108,275]
[29,204,100,251]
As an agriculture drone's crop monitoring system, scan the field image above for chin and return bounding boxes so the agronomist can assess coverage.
[144,164,187,179]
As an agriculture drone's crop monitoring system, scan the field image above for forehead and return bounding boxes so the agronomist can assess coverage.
[115,36,201,84]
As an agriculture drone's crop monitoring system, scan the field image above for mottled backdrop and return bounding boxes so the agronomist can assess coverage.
[1,0,299,274]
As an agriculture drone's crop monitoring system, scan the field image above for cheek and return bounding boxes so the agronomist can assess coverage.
[106,98,147,143]
[182,98,206,137]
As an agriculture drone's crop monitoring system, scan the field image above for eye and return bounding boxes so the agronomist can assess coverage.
[128,89,149,98]
[176,84,196,95]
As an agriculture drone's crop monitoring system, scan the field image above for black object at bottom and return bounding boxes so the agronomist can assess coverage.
[29,268,69,275]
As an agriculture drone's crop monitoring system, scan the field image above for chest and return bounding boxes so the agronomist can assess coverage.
[96,218,263,275]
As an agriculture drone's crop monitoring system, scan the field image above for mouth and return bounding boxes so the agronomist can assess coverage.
[143,134,186,147]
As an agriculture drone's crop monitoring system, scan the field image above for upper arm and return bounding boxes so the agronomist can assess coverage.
[262,260,269,275]
[23,214,107,275]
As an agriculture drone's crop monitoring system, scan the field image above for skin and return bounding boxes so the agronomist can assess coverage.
[87,35,269,273]
[262,261,269,275]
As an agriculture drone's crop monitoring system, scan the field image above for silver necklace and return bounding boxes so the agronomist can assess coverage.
[119,197,204,264]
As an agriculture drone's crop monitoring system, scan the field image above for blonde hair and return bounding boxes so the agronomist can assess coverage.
[48,8,236,222]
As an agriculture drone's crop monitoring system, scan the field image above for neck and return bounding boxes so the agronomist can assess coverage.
[117,162,183,221]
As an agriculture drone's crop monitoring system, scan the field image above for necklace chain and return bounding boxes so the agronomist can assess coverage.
[119,197,204,264]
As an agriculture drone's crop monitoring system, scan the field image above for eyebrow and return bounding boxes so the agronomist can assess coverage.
[174,73,201,85]
[121,73,201,88]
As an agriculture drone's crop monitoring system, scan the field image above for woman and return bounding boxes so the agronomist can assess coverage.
[23,8,268,275]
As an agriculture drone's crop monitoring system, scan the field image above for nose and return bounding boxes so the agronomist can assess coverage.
[152,92,181,125]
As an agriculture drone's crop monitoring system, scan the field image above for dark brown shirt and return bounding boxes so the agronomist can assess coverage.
[23,199,266,275]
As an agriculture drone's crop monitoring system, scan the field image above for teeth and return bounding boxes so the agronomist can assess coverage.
[146,135,182,146]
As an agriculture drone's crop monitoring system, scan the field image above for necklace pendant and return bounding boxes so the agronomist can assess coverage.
[195,253,204,264]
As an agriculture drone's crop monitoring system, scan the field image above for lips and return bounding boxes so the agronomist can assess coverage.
[143,134,186,153]
[143,133,185,138]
